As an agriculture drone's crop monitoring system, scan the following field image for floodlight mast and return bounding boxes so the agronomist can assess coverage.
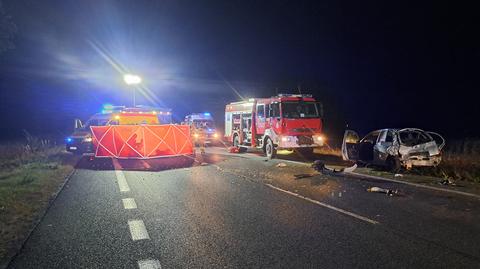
[123,74,142,107]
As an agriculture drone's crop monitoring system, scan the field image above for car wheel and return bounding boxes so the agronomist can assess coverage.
[386,156,401,173]
[265,138,277,159]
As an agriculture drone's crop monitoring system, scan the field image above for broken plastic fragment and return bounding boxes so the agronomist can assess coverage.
[312,160,357,175]
[367,186,399,196]
[276,163,287,168]
[294,174,314,179]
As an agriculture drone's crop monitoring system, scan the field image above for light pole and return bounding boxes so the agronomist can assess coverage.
[123,74,142,107]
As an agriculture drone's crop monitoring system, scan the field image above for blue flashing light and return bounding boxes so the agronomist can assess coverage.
[103,103,114,110]
[203,112,211,116]
[66,137,73,143]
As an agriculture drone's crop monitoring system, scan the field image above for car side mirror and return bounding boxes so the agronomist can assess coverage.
[74,119,83,130]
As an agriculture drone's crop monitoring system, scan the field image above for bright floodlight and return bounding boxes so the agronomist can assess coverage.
[123,74,142,85]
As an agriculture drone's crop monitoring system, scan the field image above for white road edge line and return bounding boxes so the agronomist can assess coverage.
[346,171,480,199]
[115,170,130,192]
[265,183,379,225]
[138,259,162,269]
[128,219,150,241]
[122,198,137,209]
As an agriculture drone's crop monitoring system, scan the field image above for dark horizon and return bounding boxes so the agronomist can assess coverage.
[0,0,478,143]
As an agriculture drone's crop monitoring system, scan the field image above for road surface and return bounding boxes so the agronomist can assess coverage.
[8,147,480,268]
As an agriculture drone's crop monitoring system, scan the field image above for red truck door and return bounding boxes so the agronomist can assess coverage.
[256,103,266,135]
[267,102,281,134]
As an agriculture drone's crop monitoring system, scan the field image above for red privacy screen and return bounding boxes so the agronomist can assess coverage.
[91,125,194,159]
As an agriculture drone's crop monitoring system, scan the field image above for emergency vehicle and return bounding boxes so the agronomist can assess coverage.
[225,94,325,158]
[182,113,220,144]
[66,105,172,154]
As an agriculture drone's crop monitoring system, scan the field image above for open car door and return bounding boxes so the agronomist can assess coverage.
[342,130,360,161]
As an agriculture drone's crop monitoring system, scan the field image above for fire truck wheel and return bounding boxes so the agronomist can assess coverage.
[265,138,277,159]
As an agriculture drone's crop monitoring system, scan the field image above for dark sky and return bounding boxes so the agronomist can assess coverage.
[0,0,478,143]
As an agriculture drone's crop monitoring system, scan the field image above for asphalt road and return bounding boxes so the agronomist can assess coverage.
[8,147,480,268]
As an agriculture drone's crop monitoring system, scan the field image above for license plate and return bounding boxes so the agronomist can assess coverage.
[69,146,77,150]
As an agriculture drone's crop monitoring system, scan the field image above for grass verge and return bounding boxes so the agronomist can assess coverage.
[0,143,79,268]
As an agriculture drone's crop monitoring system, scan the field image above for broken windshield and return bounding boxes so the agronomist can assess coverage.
[281,102,319,119]
[398,130,432,146]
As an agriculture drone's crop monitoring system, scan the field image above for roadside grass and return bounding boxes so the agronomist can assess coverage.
[0,137,78,267]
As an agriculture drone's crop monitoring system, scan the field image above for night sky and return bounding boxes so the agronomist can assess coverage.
[0,0,478,144]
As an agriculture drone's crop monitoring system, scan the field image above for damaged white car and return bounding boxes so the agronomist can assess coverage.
[342,128,445,171]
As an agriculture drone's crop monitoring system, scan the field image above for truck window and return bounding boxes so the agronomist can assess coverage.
[281,102,319,118]
[268,103,280,118]
[257,105,265,118]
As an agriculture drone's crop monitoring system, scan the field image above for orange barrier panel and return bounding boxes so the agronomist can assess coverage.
[91,125,194,159]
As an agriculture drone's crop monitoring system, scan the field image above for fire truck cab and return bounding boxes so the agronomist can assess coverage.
[66,105,172,154]
[225,94,325,158]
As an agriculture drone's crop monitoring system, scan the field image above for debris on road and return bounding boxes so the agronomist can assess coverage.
[367,186,399,196]
[312,160,357,175]
[294,173,314,179]
[439,178,457,186]
[228,146,240,153]
[394,173,403,178]
[276,162,287,168]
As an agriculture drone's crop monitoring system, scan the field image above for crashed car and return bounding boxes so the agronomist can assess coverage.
[342,128,445,171]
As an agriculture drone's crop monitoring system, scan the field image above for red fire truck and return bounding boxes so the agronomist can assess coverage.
[224,94,325,158]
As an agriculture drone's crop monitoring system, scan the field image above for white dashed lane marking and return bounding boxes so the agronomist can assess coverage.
[115,170,130,192]
[128,219,150,241]
[138,259,162,269]
[122,198,137,209]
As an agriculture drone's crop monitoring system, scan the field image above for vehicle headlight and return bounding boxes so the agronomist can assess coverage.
[313,135,325,143]
[281,136,291,142]
[193,133,199,138]
[84,137,93,142]
[213,133,219,138]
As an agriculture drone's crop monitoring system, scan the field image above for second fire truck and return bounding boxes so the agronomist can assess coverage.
[225,94,325,158]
